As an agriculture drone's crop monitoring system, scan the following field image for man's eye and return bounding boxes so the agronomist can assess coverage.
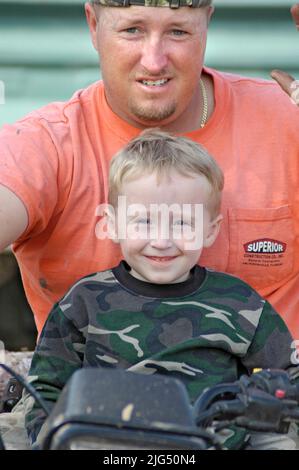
[171,29,187,37]
[123,27,140,34]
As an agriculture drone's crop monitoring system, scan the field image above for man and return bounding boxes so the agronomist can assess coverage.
[0,1,299,341]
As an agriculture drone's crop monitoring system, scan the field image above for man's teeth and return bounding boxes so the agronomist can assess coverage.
[141,79,168,87]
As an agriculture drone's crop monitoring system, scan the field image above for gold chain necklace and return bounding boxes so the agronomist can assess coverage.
[199,78,208,129]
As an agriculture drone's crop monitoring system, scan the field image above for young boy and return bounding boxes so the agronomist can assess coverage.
[24,130,299,449]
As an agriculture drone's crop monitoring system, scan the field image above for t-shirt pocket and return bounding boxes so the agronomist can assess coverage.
[227,205,294,290]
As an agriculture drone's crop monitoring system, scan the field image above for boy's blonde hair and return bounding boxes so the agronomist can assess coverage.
[108,129,224,218]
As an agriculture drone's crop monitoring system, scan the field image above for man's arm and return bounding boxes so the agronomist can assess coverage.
[0,184,28,252]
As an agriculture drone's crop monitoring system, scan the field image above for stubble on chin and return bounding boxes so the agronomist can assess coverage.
[128,99,177,124]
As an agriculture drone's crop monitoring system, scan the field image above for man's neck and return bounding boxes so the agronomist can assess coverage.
[103,70,215,134]
[159,71,215,134]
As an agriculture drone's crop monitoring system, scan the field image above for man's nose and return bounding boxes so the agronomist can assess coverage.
[140,36,168,74]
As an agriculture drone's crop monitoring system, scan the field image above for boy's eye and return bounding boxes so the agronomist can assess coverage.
[137,218,151,224]
[173,219,194,229]
[173,220,187,226]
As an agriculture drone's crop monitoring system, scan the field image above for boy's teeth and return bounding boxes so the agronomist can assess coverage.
[142,79,168,86]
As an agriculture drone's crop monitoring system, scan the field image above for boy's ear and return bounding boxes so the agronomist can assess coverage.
[105,206,119,244]
[203,214,223,248]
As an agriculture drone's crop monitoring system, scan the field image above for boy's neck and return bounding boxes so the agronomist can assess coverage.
[129,266,192,284]
[112,261,206,299]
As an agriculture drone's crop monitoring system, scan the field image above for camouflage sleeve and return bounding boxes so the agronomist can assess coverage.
[24,302,86,445]
[242,300,299,379]
[242,301,299,437]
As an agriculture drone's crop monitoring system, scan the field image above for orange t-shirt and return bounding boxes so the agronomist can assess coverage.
[0,67,299,340]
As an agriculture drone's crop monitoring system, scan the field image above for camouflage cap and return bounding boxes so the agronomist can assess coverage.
[91,0,212,8]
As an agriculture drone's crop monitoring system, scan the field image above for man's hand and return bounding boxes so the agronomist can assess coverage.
[270,4,299,104]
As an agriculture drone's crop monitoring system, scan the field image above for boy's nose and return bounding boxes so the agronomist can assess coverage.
[150,237,172,250]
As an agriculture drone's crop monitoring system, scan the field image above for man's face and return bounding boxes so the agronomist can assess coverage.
[85,4,213,130]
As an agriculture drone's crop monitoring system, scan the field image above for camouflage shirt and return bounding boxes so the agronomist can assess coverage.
[24,261,298,448]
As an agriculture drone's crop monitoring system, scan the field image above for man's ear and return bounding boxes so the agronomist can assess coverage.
[203,214,223,248]
[85,2,99,52]
[207,5,215,24]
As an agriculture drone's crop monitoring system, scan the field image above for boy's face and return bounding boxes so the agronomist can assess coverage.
[111,171,222,284]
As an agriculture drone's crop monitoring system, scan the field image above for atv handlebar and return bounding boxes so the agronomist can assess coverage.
[194,369,299,434]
